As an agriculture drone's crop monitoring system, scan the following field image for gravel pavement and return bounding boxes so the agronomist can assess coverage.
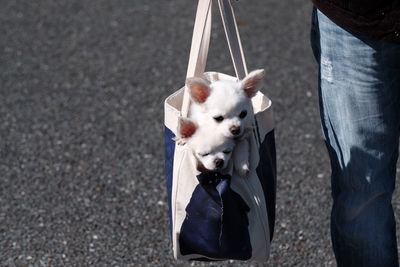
[1,1,400,266]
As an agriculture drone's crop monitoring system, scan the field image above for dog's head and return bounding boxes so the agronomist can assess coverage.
[187,69,264,138]
[177,117,235,172]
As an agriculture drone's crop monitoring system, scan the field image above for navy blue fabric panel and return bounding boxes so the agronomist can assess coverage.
[164,126,176,236]
[179,173,252,260]
[255,130,277,241]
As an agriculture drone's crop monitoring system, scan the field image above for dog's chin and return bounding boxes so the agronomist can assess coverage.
[196,160,212,173]
[233,127,253,140]
[223,131,240,139]
[223,127,247,139]
[196,160,224,173]
[231,131,245,140]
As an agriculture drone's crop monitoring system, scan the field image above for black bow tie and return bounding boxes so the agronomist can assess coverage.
[197,171,231,185]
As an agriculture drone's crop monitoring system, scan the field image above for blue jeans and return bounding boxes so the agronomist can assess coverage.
[311,8,400,267]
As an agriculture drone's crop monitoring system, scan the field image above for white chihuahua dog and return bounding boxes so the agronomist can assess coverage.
[177,117,235,173]
[185,69,265,176]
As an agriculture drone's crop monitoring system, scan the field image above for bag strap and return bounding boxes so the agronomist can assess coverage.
[185,0,213,80]
[218,0,248,80]
[181,0,248,117]
[181,0,212,118]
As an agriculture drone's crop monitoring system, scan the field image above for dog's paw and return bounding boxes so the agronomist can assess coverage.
[174,137,186,146]
[236,162,250,177]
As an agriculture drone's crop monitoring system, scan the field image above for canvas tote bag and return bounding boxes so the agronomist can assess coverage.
[164,0,276,261]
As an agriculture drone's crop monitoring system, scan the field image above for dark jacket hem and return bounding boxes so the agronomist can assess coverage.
[312,0,400,43]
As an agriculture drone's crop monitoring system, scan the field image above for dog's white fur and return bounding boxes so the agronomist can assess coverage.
[183,69,265,176]
[177,118,235,172]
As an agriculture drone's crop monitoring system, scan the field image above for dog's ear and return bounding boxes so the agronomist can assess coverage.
[186,77,211,104]
[178,117,197,139]
[241,69,265,98]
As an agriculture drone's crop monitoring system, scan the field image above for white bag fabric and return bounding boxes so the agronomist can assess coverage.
[164,0,276,262]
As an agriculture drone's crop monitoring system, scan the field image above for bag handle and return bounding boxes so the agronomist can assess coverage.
[185,0,213,80]
[181,0,212,118]
[218,0,248,79]
[181,0,248,117]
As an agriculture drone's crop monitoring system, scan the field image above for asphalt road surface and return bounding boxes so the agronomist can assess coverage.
[1,1,400,266]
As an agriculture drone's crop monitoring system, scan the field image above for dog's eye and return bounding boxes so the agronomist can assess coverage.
[239,110,247,119]
[213,116,224,122]
[199,152,210,157]
[223,150,232,154]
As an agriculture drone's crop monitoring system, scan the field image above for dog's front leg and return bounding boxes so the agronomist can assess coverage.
[233,138,250,176]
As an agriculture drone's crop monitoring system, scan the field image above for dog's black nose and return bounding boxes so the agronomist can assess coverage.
[215,159,224,168]
[230,126,240,136]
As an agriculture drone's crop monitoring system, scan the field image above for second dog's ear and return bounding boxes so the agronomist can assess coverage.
[186,77,211,104]
[241,69,265,98]
[178,117,197,139]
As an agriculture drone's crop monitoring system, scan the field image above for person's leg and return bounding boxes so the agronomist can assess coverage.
[311,8,400,267]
